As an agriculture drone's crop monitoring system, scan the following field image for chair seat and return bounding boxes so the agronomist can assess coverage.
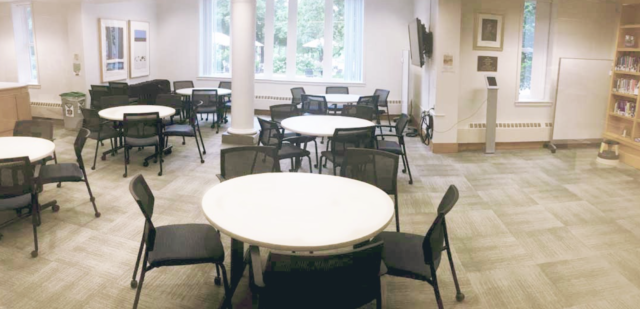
[88,127,120,141]
[320,151,344,166]
[371,231,440,281]
[125,136,159,147]
[377,110,386,115]
[164,124,195,137]
[0,194,32,211]
[197,107,217,113]
[278,144,310,159]
[377,140,402,155]
[148,224,225,268]
[39,163,84,184]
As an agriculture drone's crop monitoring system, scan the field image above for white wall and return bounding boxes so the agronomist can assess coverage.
[0,3,18,83]
[156,0,415,109]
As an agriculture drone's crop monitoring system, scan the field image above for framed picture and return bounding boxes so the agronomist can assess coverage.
[473,13,504,51]
[477,56,498,72]
[99,18,128,83]
[129,21,150,78]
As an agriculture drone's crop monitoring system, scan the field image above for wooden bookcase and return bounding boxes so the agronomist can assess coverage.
[603,3,640,169]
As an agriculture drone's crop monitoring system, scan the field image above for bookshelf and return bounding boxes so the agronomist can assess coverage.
[605,3,640,168]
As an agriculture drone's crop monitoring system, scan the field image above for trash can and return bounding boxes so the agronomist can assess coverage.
[60,92,86,130]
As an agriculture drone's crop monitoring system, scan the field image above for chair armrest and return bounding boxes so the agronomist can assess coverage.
[282,136,309,144]
[375,134,399,139]
[376,125,395,129]
[249,246,265,288]
[216,174,226,182]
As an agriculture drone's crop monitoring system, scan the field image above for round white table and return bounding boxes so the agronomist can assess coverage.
[321,94,361,105]
[203,173,394,251]
[98,105,175,121]
[281,115,375,137]
[175,87,232,96]
[0,137,55,162]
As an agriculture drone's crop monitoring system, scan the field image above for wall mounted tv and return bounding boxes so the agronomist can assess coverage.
[408,18,433,67]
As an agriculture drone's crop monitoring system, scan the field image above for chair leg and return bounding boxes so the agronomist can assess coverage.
[445,238,465,302]
[197,124,207,155]
[182,136,186,145]
[307,156,313,173]
[215,264,222,286]
[318,156,324,174]
[431,270,445,309]
[218,263,232,309]
[31,202,39,258]
[131,234,145,289]
[123,146,128,178]
[387,110,392,132]
[195,135,204,164]
[312,139,319,168]
[92,139,100,170]
[83,177,101,217]
[394,194,400,232]
[403,145,414,185]
[158,143,164,176]
[132,251,149,309]
[54,151,62,188]
[400,152,408,174]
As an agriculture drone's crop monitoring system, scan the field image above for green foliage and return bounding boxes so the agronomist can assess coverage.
[520,0,536,92]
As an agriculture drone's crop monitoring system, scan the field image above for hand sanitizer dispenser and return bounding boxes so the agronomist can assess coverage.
[485,76,498,154]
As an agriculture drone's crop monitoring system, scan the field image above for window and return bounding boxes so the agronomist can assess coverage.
[200,0,364,82]
[517,0,552,101]
[12,2,38,85]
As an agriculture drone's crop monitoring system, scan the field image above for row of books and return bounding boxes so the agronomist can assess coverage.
[614,100,636,118]
[614,78,639,95]
[616,54,640,72]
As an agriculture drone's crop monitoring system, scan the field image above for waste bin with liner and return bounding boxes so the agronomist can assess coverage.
[60,92,86,130]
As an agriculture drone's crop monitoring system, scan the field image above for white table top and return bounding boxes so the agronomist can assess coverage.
[0,137,55,162]
[318,94,361,104]
[281,115,375,137]
[202,173,394,251]
[176,88,232,96]
[98,105,175,121]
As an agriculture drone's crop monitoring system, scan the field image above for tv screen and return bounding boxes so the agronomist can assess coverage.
[408,18,423,67]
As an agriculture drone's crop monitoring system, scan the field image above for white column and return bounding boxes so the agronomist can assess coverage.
[228,0,257,135]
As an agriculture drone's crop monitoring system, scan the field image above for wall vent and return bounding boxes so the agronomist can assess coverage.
[31,101,61,108]
[468,122,553,129]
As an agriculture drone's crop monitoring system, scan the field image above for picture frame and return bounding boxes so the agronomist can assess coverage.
[477,56,498,72]
[473,13,504,51]
[99,18,128,83]
[129,20,150,78]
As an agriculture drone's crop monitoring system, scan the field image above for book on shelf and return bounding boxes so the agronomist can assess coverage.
[614,78,640,95]
[614,99,637,118]
[616,54,640,73]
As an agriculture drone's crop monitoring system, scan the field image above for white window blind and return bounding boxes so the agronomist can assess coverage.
[12,2,38,85]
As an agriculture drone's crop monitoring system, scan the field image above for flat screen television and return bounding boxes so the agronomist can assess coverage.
[408,18,432,67]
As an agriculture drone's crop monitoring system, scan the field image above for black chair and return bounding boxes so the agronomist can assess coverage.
[80,108,120,170]
[270,104,320,168]
[247,242,384,309]
[319,126,376,175]
[193,89,222,132]
[163,100,206,164]
[128,174,231,309]
[376,114,413,185]
[290,87,306,105]
[122,112,163,177]
[258,118,313,173]
[100,95,130,109]
[342,104,375,121]
[326,86,349,114]
[108,82,129,96]
[372,185,465,309]
[173,80,194,93]
[217,146,280,182]
[301,94,328,115]
[38,128,101,218]
[91,85,110,92]
[13,120,59,175]
[156,94,184,125]
[374,89,392,129]
[357,95,381,123]
[89,89,109,110]
[341,149,400,232]
[0,156,40,258]
[219,81,232,123]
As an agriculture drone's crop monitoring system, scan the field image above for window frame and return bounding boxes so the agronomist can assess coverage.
[12,2,39,86]
[198,0,365,85]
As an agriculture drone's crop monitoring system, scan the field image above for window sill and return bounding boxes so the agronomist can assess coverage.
[28,84,41,89]
[197,76,366,87]
[515,100,553,107]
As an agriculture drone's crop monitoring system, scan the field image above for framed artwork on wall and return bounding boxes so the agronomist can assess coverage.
[478,56,498,72]
[473,13,504,51]
[129,21,150,78]
[99,18,128,83]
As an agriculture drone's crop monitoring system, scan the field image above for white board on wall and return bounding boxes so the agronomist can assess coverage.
[551,58,612,141]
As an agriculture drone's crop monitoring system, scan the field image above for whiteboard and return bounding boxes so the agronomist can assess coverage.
[551,58,612,141]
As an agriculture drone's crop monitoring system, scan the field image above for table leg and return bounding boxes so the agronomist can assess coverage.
[219,237,245,309]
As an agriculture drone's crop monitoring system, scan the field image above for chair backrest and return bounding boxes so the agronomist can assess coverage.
[220,146,280,180]
[129,174,157,250]
[173,80,194,92]
[374,89,390,107]
[263,242,383,308]
[156,94,183,110]
[89,89,109,110]
[330,126,376,156]
[290,87,306,105]
[326,86,349,94]
[342,104,375,121]
[422,185,459,267]
[257,117,283,149]
[0,156,34,200]
[13,120,54,141]
[341,148,399,194]
[219,81,232,90]
[270,104,300,123]
[73,128,90,170]
[301,94,328,115]
[356,95,379,113]
[91,85,110,92]
[80,108,102,132]
[101,95,130,109]
[122,112,161,139]
[394,113,410,138]
[192,89,219,110]
[108,82,129,96]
